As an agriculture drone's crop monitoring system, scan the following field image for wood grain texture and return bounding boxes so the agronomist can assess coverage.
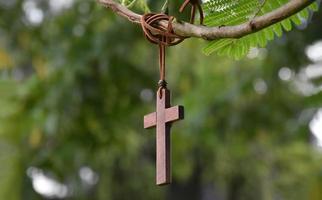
[156,88,171,185]
[143,88,184,185]
[143,106,184,129]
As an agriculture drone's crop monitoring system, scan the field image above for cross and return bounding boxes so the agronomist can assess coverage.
[144,88,184,185]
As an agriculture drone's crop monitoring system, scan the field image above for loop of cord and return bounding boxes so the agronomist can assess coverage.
[179,0,204,24]
[141,13,184,47]
[141,13,185,98]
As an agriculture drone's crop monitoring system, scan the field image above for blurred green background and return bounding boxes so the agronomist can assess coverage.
[1,0,322,199]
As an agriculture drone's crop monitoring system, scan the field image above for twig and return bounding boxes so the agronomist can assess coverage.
[98,0,316,40]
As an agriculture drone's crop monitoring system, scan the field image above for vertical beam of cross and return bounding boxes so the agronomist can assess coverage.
[144,88,184,185]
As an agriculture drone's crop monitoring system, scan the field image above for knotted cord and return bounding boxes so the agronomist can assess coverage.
[179,0,204,24]
[141,13,184,98]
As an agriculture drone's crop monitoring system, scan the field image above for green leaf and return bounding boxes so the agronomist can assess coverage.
[119,0,149,12]
[203,0,320,58]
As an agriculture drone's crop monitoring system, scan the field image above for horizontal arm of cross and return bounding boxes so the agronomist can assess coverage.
[144,105,184,129]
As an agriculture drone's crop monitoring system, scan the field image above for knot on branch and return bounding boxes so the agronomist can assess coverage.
[140,13,184,46]
[141,13,186,98]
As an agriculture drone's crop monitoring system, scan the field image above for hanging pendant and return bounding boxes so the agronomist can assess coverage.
[144,87,184,185]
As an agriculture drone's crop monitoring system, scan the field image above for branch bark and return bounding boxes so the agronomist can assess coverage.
[98,0,316,40]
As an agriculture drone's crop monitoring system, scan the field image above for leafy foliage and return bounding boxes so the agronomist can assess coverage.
[202,0,319,59]
[0,0,322,199]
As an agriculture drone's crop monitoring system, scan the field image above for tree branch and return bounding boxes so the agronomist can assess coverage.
[98,0,316,40]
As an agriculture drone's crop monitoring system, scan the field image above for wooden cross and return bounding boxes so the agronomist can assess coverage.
[144,88,184,185]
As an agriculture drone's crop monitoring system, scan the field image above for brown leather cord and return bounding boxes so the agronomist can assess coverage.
[179,0,204,24]
[141,13,185,98]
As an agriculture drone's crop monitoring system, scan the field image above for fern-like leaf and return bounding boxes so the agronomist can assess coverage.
[202,0,319,59]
